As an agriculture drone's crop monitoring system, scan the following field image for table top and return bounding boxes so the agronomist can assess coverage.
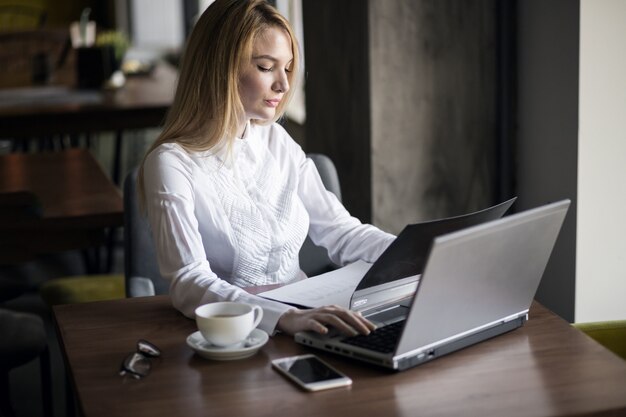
[0,63,177,137]
[0,148,122,229]
[53,295,626,417]
[0,148,123,262]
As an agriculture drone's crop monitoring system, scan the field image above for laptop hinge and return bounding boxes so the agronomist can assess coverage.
[351,276,419,312]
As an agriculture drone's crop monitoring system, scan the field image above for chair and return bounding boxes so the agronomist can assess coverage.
[123,167,167,297]
[0,280,52,417]
[39,273,125,306]
[0,191,42,264]
[124,153,342,297]
[0,188,122,305]
[298,154,342,276]
[0,28,70,89]
[0,4,47,31]
[573,320,626,361]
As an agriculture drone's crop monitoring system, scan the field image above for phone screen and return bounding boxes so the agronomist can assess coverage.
[277,355,343,383]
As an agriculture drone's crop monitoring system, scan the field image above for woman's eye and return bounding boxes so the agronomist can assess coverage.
[257,65,272,72]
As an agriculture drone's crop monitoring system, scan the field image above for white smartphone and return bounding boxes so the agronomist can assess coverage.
[271,354,352,391]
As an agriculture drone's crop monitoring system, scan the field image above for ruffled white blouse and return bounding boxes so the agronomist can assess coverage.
[142,122,395,333]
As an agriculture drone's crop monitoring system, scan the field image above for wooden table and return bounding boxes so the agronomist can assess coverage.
[0,148,123,265]
[0,63,176,183]
[0,63,176,137]
[53,296,626,417]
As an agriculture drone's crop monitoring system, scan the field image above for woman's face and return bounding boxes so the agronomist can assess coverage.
[239,27,293,126]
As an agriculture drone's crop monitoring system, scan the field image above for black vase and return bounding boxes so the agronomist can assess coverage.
[76,45,116,89]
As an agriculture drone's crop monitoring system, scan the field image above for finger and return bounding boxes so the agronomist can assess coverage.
[324,309,375,335]
[344,313,375,334]
[355,311,378,331]
[314,313,360,336]
[306,318,329,335]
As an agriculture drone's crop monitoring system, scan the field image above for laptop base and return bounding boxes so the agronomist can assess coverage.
[296,314,527,371]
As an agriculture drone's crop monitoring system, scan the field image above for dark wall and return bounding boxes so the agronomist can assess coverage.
[302,0,372,223]
[516,0,579,322]
[369,0,499,233]
[302,0,500,228]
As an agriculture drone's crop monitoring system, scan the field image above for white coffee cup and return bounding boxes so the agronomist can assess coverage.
[195,302,263,347]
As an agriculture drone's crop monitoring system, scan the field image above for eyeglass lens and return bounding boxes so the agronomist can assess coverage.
[137,339,161,357]
[119,339,161,379]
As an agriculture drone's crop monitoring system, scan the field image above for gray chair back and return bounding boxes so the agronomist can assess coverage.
[123,168,168,296]
[298,153,341,276]
[123,153,341,297]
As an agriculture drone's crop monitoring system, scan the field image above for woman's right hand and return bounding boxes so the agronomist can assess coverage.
[277,305,376,336]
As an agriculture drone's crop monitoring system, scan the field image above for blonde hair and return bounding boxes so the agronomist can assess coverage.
[137,0,300,206]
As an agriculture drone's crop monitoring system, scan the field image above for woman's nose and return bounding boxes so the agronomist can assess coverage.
[273,71,290,94]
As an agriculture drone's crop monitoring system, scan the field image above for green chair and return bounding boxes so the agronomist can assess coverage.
[573,320,626,360]
[0,189,124,307]
[0,4,47,30]
[39,273,125,306]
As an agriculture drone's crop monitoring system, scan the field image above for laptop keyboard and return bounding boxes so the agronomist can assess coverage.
[341,320,405,353]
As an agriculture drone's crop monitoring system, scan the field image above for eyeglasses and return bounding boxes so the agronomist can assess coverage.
[119,339,161,379]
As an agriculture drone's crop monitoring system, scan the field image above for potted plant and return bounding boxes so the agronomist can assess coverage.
[95,30,130,72]
[76,29,129,89]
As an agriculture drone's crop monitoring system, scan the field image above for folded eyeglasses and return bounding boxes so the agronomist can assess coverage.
[119,339,161,379]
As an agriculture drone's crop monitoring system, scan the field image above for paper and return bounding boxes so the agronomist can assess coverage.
[258,260,373,309]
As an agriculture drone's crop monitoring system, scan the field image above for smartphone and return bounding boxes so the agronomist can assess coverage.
[271,354,352,391]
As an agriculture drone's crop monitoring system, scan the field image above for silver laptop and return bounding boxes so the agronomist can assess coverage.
[295,199,570,371]
[348,197,517,314]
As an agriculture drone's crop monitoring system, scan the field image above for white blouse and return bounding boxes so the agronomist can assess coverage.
[142,122,395,334]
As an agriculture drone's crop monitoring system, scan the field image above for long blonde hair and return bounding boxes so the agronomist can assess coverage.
[137,0,300,206]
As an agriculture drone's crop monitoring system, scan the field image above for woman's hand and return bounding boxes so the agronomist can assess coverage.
[277,305,377,336]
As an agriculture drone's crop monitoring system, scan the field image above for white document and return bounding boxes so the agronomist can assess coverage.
[258,260,373,309]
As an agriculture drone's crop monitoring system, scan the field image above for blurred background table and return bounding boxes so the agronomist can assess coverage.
[0,148,123,270]
[0,61,176,184]
[0,62,176,137]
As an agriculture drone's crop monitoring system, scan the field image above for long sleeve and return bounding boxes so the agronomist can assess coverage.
[143,144,294,334]
[295,153,396,267]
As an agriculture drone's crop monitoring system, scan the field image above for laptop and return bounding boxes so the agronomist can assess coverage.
[348,197,517,313]
[295,199,570,371]
[260,197,517,311]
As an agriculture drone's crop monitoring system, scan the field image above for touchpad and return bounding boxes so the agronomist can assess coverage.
[365,305,409,326]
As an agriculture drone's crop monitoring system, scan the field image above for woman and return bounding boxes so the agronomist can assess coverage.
[138,0,395,336]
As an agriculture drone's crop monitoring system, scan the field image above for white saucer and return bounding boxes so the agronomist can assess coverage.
[186,328,269,361]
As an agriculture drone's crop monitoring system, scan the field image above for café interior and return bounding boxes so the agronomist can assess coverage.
[1,1,625,417]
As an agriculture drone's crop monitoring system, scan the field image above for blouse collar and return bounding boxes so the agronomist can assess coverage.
[211,121,259,167]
